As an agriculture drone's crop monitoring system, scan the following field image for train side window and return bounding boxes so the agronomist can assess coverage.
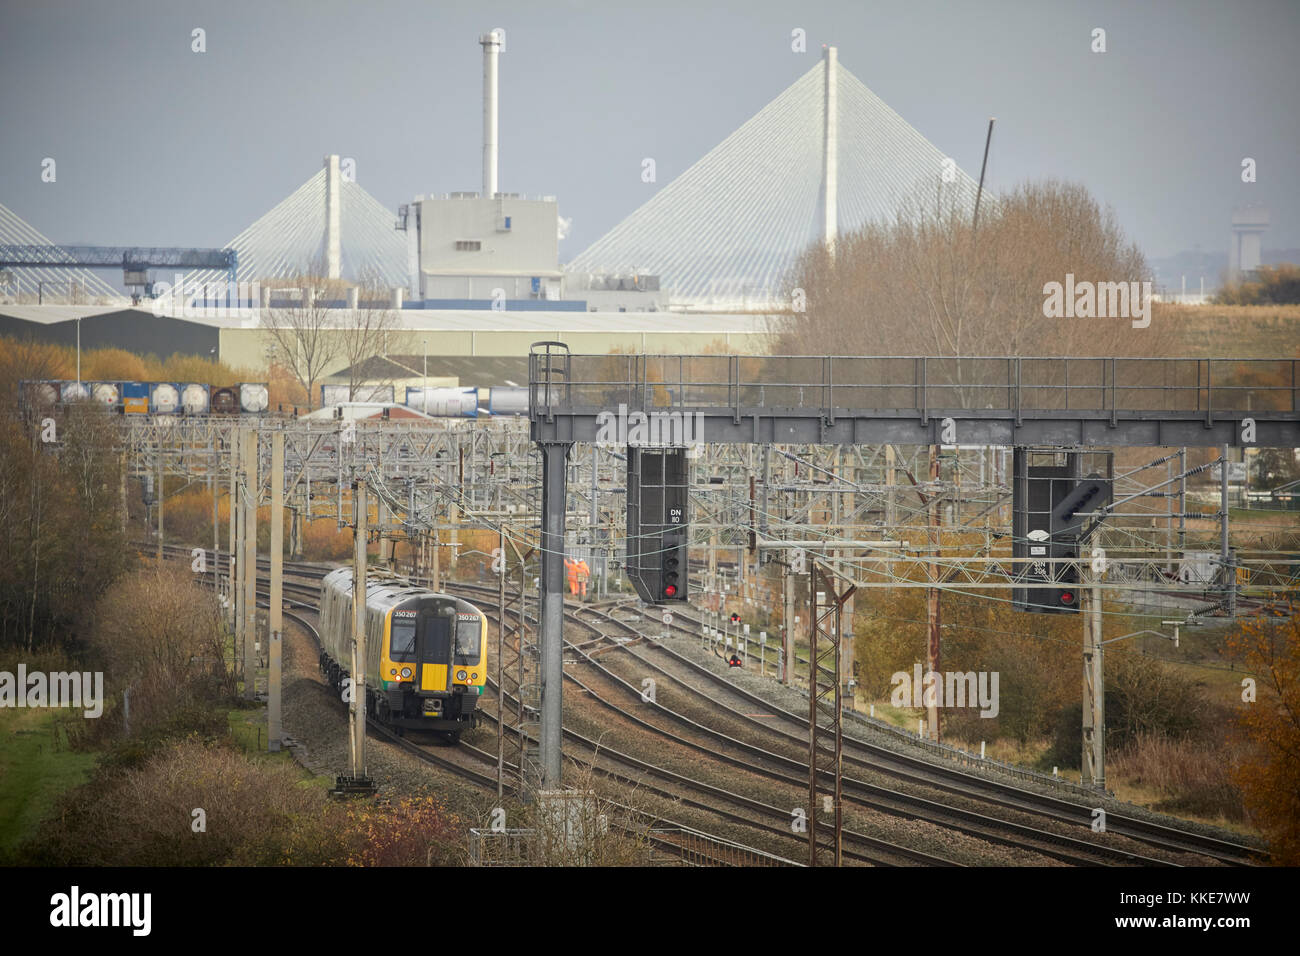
[454,618,481,664]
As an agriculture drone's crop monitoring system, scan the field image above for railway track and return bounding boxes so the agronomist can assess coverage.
[458,584,1174,867]
[613,600,1264,865]
[156,545,1264,865]
[197,561,808,867]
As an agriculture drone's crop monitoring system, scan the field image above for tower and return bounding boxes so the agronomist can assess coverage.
[1229,204,1269,281]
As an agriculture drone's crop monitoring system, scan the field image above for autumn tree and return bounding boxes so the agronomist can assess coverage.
[0,402,128,652]
[1226,601,1300,864]
[775,179,1180,363]
[1216,264,1300,306]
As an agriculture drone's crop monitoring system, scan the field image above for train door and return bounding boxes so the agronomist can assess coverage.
[415,608,452,696]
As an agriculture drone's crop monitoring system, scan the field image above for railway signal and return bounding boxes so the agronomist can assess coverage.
[626,446,690,603]
[1012,449,1112,614]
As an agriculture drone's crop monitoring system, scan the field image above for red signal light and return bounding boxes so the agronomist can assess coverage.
[1060,591,1075,605]
[730,613,740,623]
[664,584,678,598]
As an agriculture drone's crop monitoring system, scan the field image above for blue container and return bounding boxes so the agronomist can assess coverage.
[122,381,150,414]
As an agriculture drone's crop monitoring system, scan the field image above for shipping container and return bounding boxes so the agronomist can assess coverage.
[91,382,121,408]
[122,381,149,415]
[211,387,239,414]
[487,386,528,416]
[60,381,90,403]
[320,384,350,406]
[238,383,269,413]
[405,386,478,418]
[150,383,181,415]
[180,383,211,415]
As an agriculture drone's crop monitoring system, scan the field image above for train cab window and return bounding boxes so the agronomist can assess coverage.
[454,617,481,665]
[390,618,416,662]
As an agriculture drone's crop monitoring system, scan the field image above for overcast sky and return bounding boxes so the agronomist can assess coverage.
[1,0,1296,263]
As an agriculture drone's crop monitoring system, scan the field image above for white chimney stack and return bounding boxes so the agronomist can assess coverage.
[480,30,503,199]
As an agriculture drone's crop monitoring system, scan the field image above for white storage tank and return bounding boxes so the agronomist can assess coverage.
[405,386,478,418]
[239,383,269,413]
[91,382,121,407]
[27,381,60,406]
[487,386,528,416]
[150,383,181,414]
[181,383,211,415]
[60,381,90,403]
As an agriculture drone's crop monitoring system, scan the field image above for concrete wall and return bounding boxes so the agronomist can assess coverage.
[218,323,772,374]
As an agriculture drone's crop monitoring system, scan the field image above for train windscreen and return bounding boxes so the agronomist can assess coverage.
[454,616,481,664]
[390,613,416,662]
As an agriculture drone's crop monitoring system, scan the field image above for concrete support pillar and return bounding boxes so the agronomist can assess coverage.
[156,451,164,563]
[242,427,258,700]
[925,445,940,741]
[230,428,241,634]
[119,451,128,535]
[539,441,570,789]
[1083,564,1104,788]
[782,564,795,685]
[268,431,284,751]
[821,45,839,253]
[350,479,368,781]
[324,155,342,280]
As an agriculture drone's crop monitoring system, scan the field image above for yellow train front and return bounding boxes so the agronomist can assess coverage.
[320,567,488,741]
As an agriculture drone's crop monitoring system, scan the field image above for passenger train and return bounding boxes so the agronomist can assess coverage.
[318,567,488,741]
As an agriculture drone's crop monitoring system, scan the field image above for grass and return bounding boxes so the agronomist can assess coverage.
[0,690,320,857]
[0,708,98,851]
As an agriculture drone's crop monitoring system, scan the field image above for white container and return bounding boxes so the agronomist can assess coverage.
[60,381,90,402]
[181,383,210,415]
[239,383,269,413]
[150,383,181,414]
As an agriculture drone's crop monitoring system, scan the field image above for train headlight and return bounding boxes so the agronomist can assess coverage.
[456,669,468,682]
[471,673,478,681]
[401,667,412,679]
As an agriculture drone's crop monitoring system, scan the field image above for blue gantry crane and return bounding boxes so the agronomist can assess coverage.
[0,245,237,300]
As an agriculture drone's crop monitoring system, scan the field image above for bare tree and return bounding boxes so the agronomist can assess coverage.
[336,274,411,401]
[260,258,346,409]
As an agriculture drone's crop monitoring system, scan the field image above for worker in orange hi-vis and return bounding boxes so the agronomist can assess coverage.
[576,559,590,600]
[565,558,579,597]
